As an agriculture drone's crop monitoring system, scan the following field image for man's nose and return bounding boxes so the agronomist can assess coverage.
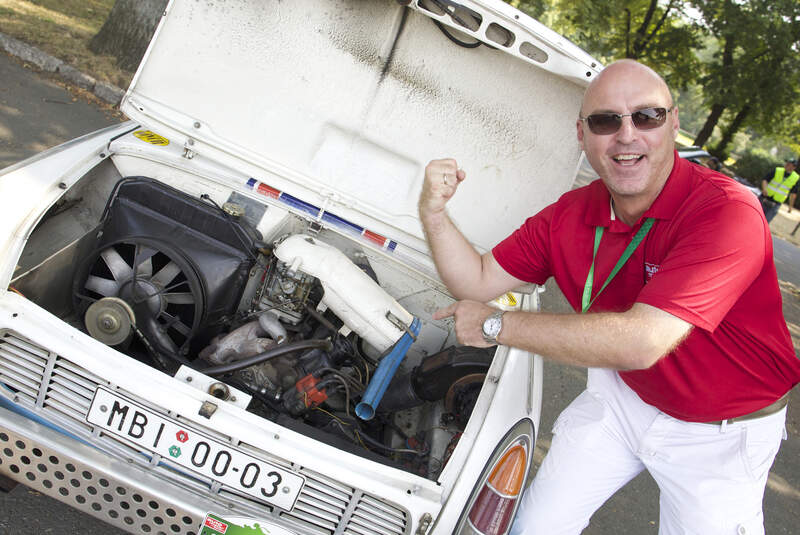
[615,115,638,142]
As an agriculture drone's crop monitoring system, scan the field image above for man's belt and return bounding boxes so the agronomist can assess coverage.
[703,393,789,425]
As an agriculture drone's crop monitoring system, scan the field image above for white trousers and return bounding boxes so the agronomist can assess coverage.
[511,369,787,535]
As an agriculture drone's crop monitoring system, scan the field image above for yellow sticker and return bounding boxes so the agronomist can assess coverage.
[133,130,170,146]
[496,292,518,307]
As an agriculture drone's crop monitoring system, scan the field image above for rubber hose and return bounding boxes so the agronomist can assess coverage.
[201,339,333,376]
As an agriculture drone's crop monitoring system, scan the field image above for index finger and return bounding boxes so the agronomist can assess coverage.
[432,302,458,320]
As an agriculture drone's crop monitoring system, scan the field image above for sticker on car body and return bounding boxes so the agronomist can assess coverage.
[199,513,298,534]
[133,130,170,146]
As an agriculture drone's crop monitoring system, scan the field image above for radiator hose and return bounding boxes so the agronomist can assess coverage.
[355,317,421,420]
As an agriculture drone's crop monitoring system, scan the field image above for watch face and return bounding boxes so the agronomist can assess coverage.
[483,314,502,339]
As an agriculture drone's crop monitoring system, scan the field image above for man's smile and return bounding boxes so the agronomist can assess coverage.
[612,153,645,166]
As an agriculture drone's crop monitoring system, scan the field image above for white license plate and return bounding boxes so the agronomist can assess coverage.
[87,387,304,511]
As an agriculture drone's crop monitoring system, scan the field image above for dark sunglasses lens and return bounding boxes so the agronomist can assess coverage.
[631,107,667,130]
[586,114,621,135]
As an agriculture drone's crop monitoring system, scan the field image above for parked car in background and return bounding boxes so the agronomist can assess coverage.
[677,146,716,168]
[0,1,601,534]
[677,147,761,197]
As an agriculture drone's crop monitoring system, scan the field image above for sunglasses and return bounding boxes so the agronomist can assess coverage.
[579,107,673,135]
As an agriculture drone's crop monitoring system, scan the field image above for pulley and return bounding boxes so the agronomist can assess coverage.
[84,297,136,346]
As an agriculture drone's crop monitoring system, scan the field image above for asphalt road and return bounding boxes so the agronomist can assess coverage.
[0,49,121,168]
[0,51,128,534]
[1,49,800,534]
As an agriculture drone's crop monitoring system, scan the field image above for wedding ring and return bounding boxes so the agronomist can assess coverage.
[443,173,450,185]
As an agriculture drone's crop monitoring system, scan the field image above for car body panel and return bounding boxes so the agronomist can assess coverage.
[122,0,599,254]
[0,1,598,533]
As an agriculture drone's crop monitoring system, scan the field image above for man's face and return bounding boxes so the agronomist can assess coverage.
[577,62,679,202]
[786,162,795,174]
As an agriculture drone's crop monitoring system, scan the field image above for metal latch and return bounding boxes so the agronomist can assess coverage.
[183,138,196,159]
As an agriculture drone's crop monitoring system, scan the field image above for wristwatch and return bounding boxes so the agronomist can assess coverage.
[482,310,506,344]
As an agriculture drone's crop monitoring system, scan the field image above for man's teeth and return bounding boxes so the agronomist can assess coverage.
[614,154,642,161]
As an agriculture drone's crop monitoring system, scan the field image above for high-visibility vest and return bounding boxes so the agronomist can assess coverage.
[766,167,800,203]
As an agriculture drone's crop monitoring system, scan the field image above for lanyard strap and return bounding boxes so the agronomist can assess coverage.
[581,217,655,313]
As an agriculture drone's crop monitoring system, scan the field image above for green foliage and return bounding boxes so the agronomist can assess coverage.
[682,0,800,151]
[731,148,781,183]
[675,84,708,135]
[530,0,705,89]
[508,0,547,20]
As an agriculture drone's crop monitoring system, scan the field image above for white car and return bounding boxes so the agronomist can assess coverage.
[0,1,599,534]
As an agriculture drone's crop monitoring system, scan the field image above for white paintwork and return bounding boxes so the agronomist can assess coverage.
[122,0,600,254]
[0,123,134,289]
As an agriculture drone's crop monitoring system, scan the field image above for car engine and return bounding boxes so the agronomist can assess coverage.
[64,177,494,477]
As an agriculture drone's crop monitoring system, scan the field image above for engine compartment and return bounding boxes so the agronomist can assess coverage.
[11,162,496,479]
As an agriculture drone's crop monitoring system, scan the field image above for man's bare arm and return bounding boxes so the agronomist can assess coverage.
[436,301,692,370]
[419,159,525,301]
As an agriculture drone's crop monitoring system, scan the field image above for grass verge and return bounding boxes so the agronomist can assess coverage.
[0,0,134,88]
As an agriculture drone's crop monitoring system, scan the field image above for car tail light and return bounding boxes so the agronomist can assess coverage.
[467,444,527,533]
[455,419,534,535]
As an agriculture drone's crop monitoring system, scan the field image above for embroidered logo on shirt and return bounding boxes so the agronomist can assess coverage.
[645,262,660,281]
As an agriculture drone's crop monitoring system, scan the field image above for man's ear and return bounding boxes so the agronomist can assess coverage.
[671,107,680,139]
[576,119,585,150]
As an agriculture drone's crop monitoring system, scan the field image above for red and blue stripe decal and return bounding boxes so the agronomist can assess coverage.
[246,178,398,252]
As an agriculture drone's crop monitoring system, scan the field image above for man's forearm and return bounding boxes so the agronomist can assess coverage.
[497,303,692,370]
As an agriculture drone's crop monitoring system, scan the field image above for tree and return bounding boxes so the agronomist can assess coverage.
[89,0,168,72]
[529,0,704,90]
[690,0,800,157]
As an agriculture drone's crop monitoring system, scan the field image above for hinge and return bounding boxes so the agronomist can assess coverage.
[183,138,196,159]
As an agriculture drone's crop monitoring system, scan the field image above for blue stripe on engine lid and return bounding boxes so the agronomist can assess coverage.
[321,212,364,235]
[279,193,321,217]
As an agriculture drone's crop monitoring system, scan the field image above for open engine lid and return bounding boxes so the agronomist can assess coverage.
[122,0,601,254]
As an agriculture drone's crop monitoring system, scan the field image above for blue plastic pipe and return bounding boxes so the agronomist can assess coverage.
[355,317,421,420]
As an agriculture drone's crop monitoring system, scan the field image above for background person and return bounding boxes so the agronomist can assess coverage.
[418,60,798,534]
[707,156,723,171]
[706,156,734,177]
[761,159,799,222]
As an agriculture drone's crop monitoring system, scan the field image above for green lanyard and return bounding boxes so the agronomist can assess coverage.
[581,217,655,314]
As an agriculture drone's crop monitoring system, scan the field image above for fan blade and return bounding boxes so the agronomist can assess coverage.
[151,261,181,288]
[100,247,133,282]
[133,244,157,278]
[85,275,120,297]
[161,312,192,337]
[164,292,195,305]
[135,257,153,278]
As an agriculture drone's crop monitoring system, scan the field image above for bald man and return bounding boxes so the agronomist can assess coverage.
[418,60,799,534]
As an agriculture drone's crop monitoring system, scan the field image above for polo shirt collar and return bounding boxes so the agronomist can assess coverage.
[584,150,689,231]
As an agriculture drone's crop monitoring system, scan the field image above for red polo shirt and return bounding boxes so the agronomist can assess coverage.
[493,152,800,422]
